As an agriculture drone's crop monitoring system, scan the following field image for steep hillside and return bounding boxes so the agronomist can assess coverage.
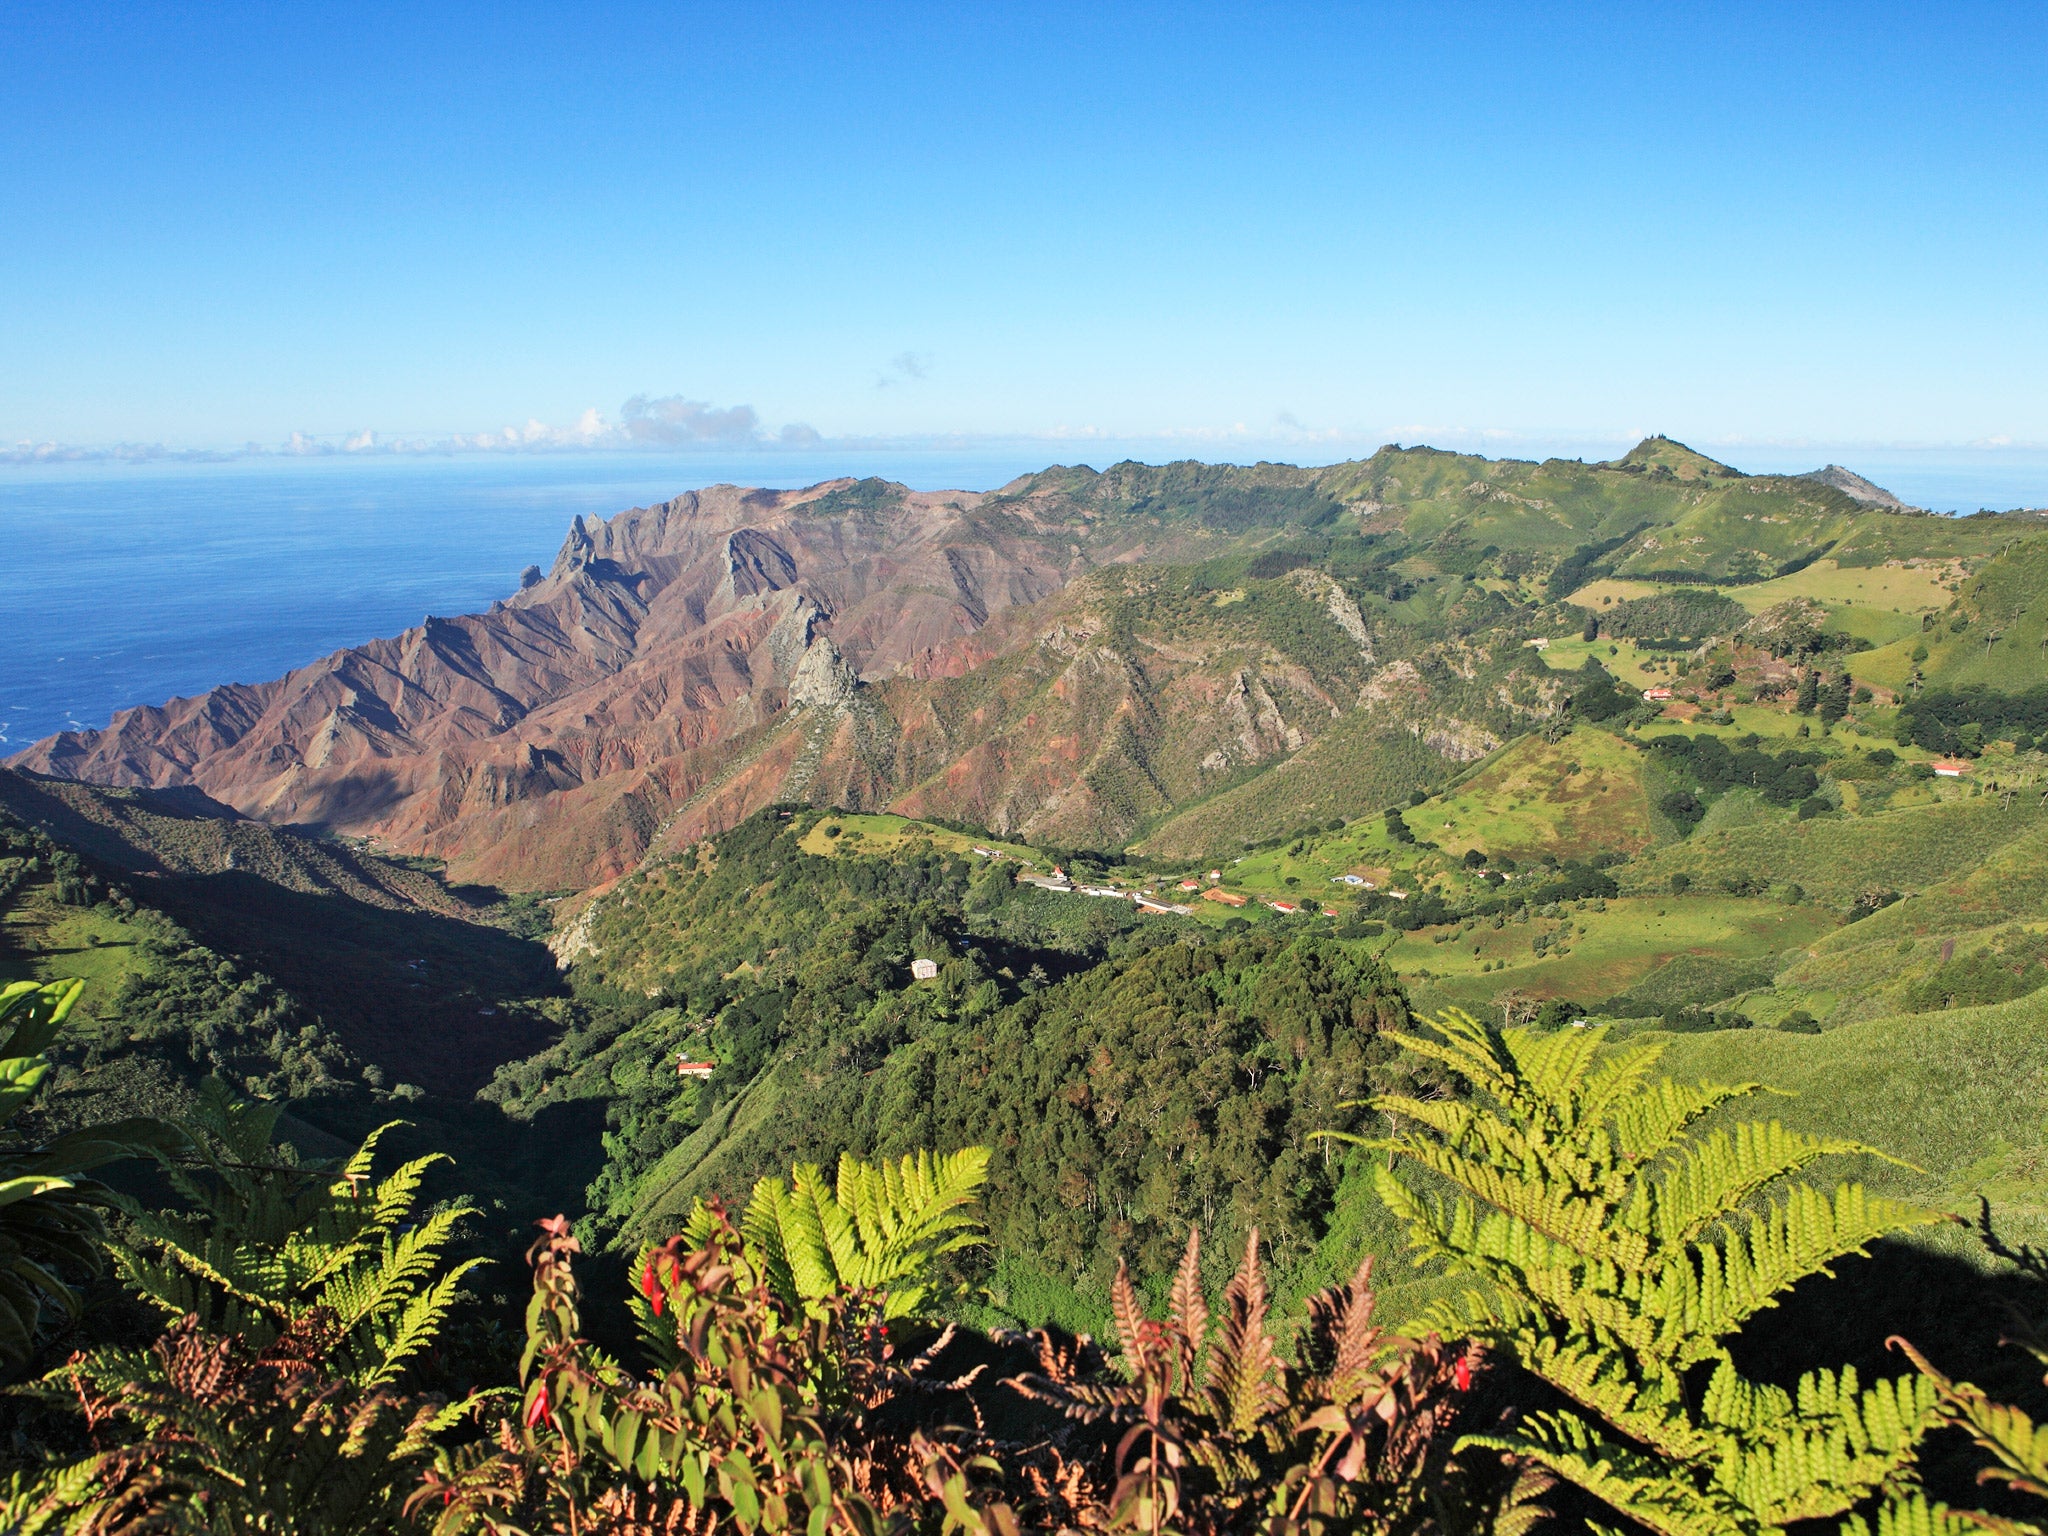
[14,443,2039,893]
[0,767,462,911]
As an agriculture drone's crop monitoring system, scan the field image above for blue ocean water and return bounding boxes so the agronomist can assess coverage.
[0,450,1063,750]
[2,446,2044,752]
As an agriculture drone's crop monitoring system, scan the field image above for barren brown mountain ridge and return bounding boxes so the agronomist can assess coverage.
[15,443,1970,891]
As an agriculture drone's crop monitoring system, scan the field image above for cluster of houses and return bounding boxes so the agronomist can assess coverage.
[1015,863,1198,916]
[965,842,1380,927]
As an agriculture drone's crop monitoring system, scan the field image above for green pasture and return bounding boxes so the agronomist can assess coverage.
[1624,791,2047,906]
[0,890,155,1028]
[798,812,1039,865]
[1387,893,1829,1015]
[1656,992,2048,1231]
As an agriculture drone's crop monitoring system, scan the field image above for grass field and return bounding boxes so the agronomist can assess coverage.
[1131,710,1447,864]
[1657,993,2048,1231]
[1624,793,2047,906]
[1566,560,1958,618]
[1414,728,1657,863]
[1529,634,1667,689]
[0,888,155,1032]
[1389,894,1830,1016]
[797,812,1040,864]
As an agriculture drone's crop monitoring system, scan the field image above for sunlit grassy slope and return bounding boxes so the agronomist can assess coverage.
[1396,895,1832,1018]
[1657,995,2048,1229]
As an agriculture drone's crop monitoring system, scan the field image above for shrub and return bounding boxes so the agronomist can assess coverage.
[421,1157,1530,1536]
[15,1080,484,1535]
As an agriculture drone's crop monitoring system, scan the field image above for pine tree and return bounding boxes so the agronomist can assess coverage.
[1821,673,1853,724]
[1331,1008,1947,1536]
[1797,669,1821,713]
[1583,612,1600,642]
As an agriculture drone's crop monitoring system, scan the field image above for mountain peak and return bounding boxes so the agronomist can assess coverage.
[1797,463,1916,511]
[1609,435,1740,480]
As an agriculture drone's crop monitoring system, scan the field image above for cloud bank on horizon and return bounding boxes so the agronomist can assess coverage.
[1,395,826,465]
[7,395,2044,469]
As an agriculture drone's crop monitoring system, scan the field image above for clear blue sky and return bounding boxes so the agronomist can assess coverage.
[4,2,2043,456]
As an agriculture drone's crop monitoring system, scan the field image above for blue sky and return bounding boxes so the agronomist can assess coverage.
[4,2,2044,458]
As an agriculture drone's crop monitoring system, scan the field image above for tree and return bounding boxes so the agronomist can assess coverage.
[1582,612,1599,642]
[1820,673,1852,725]
[1796,669,1821,714]
[1335,1008,1948,1536]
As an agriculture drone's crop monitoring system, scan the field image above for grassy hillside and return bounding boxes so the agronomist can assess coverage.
[1658,994,2048,1230]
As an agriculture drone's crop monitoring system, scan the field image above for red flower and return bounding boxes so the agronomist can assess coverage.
[1454,1355,1472,1392]
[526,1383,552,1427]
[641,1257,668,1315]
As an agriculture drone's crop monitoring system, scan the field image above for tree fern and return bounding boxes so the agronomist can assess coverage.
[1329,1007,1947,1536]
[110,1077,484,1386]
[16,1079,491,1533]
[726,1146,990,1319]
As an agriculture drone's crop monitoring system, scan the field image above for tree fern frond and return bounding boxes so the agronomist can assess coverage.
[355,1259,490,1388]
[1374,1006,1945,1534]
[1167,1226,1207,1384]
[1464,1412,1746,1536]
[1110,1257,1146,1375]
[1841,1494,2019,1536]
[1204,1228,1283,1433]
[736,1148,987,1318]
[1637,1121,1916,1250]
[1611,1076,1764,1169]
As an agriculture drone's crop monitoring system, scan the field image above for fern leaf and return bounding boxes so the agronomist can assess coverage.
[1205,1228,1283,1433]
[1465,1412,1747,1536]
[1167,1227,1206,1386]
[1111,1257,1146,1376]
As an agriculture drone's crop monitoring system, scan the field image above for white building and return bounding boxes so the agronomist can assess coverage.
[910,957,940,980]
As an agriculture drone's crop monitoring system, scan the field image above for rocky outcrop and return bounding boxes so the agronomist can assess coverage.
[12,480,1081,888]
[1798,465,1917,511]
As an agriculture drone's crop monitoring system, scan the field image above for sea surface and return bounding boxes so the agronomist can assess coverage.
[3,445,2045,753]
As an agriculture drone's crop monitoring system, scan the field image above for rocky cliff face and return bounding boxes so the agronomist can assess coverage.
[35,445,1844,889]
[13,479,1089,887]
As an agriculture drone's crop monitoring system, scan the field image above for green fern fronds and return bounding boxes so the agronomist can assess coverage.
[108,1079,483,1387]
[733,1146,988,1319]
[0,980,178,1361]
[1332,1007,1947,1536]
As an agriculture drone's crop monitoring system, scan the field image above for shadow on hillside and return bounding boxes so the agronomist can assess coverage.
[1734,1235,2048,1400]
[1733,1233,2048,1513]
[145,871,567,1097]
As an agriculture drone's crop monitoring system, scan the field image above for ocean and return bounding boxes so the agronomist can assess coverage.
[3,445,2045,753]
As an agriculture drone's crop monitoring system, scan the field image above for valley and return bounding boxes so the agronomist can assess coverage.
[7,437,2048,1344]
